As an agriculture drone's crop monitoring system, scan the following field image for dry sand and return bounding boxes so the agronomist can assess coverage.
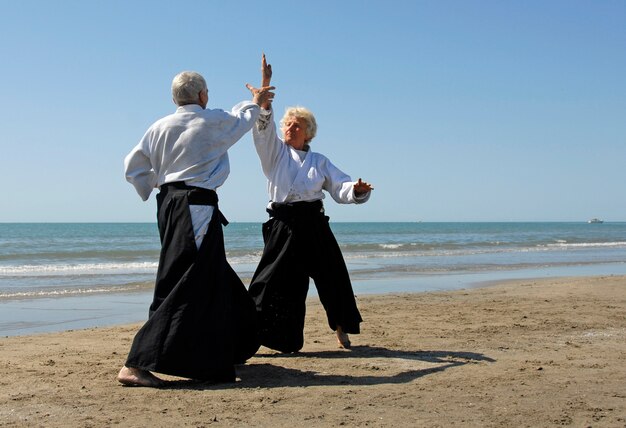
[1,275,625,427]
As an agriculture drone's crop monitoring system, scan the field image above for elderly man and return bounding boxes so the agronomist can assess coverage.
[118,71,274,387]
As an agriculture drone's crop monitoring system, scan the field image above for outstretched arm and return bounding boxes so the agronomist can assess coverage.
[324,158,374,204]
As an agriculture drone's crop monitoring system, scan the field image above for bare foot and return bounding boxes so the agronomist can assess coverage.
[117,366,164,388]
[336,326,351,349]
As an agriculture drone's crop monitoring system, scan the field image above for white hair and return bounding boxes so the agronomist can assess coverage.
[280,106,318,144]
[171,71,207,106]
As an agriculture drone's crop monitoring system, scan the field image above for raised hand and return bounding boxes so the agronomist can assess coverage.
[246,83,275,108]
[262,53,272,87]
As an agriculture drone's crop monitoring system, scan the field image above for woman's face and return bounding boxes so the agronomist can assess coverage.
[281,116,308,150]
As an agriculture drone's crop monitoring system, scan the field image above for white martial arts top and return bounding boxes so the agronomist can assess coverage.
[253,108,371,207]
[124,101,260,201]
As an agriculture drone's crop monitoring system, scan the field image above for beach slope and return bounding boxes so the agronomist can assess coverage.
[1,275,625,427]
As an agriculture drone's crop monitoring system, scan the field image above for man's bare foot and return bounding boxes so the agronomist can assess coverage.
[336,326,351,349]
[117,366,164,387]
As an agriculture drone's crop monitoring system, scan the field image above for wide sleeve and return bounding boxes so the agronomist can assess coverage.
[124,137,157,201]
[321,156,371,205]
[220,101,261,149]
[252,107,284,178]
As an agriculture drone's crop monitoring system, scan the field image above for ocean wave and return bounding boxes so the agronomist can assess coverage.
[0,261,158,276]
[544,241,626,248]
[0,248,159,262]
[358,241,618,254]
[379,244,403,249]
[224,251,263,265]
[0,282,153,300]
[346,259,626,279]
[3,241,625,276]
[342,241,626,260]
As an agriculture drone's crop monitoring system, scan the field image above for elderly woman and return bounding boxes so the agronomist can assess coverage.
[245,54,373,353]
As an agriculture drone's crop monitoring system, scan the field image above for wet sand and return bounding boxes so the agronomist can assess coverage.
[1,275,625,427]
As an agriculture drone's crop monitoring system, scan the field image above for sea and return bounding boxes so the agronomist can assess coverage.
[1,222,626,336]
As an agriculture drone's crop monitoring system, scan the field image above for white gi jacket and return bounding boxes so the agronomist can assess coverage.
[253,108,370,207]
[124,101,259,248]
[124,101,260,201]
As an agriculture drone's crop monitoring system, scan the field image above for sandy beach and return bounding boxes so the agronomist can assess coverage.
[1,275,625,427]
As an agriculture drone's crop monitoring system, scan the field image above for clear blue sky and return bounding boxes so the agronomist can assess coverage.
[1,1,624,222]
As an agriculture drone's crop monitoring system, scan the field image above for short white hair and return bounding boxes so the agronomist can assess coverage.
[171,71,207,106]
[280,106,317,144]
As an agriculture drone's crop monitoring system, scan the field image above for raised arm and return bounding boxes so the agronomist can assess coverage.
[261,53,272,90]
[246,53,274,110]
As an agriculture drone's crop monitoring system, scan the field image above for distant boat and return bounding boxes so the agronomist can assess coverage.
[588,218,604,224]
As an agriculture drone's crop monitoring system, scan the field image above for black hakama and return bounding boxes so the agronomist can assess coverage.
[248,200,362,353]
[125,183,259,382]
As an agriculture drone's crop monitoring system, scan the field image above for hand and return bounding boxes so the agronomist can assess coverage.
[261,53,272,87]
[354,178,374,196]
[246,83,275,109]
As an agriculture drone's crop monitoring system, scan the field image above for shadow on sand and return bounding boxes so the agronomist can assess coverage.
[161,345,495,390]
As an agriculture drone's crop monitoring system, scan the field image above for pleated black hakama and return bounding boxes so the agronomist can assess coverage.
[125,183,259,382]
[248,200,362,353]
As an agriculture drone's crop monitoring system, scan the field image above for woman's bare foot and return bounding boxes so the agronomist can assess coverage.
[336,326,351,349]
[117,366,164,388]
